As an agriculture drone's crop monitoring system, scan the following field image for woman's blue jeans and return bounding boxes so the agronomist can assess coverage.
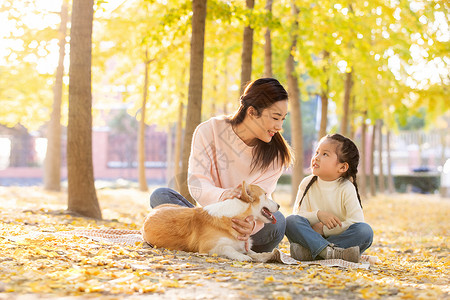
[285,215,373,259]
[150,187,286,253]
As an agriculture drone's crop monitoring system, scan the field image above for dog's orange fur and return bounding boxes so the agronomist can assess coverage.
[141,182,278,261]
[142,204,251,253]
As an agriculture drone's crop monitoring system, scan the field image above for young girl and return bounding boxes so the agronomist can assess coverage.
[285,133,373,263]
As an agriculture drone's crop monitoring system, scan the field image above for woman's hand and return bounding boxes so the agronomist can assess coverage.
[219,184,242,202]
[232,215,255,251]
[312,222,324,235]
[317,210,342,230]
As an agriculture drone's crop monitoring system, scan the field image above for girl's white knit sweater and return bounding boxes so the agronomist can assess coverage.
[292,174,364,237]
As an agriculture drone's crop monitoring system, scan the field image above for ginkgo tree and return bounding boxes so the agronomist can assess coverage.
[67,0,101,219]
[44,0,69,192]
[0,0,448,206]
[270,0,449,197]
[93,0,193,191]
[0,0,60,130]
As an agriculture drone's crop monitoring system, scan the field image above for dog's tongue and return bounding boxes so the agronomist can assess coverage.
[271,215,277,224]
[263,207,277,224]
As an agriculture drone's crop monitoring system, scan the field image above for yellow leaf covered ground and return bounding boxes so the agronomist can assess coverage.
[0,186,449,299]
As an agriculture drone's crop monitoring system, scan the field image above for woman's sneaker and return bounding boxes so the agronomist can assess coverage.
[290,243,313,261]
[324,245,360,263]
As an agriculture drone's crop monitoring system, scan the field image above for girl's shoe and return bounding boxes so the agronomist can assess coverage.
[324,245,360,263]
[289,243,313,261]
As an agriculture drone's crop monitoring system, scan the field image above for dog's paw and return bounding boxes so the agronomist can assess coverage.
[248,251,274,263]
[226,253,252,261]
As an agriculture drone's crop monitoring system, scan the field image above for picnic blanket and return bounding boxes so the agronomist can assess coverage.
[4,228,379,270]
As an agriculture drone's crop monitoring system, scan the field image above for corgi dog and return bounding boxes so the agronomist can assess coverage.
[141,181,279,261]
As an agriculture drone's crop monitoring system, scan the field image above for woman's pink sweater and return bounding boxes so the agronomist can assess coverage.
[188,116,285,233]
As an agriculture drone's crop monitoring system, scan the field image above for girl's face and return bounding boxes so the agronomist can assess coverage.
[242,100,288,145]
[311,138,348,181]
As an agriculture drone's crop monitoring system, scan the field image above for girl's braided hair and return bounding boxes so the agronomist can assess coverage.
[297,133,362,209]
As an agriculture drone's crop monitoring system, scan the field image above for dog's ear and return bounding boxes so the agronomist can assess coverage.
[240,181,254,203]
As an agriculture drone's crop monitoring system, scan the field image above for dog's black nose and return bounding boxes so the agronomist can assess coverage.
[277,204,280,210]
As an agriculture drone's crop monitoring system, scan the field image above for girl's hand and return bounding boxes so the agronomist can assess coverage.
[232,215,255,250]
[312,222,324,235]
[317,210,342,229]
[219,184,242,202]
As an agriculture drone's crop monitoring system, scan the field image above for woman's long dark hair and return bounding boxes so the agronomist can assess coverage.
[297,133,362,209]
[227,78,292,172]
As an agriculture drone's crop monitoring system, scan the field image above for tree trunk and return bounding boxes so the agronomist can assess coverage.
[318,50,329,139]
[263,0,273,77]
[377,119,385,193]
[369,123,377,197]
[44,0,69,191]
[67,0,101,219]
[286,3,303,206]
[166,124,174,187]
[180,0,207,203]
[174,102,184,192]
[211,65,218,115]
[359,115,367,198]
[440,129,447,197]
[319,92,328,139]
[341,70,353,136]
[386,129,394,193]
[287,65,303,206]
[223,64,229,115]
[138,53,150,192]
[350,95,356,139]
[240,0,255,94]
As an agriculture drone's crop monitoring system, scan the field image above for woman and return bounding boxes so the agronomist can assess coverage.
[150,78,292,252]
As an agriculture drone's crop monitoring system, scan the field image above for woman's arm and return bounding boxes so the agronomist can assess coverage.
[187,122,226,206]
